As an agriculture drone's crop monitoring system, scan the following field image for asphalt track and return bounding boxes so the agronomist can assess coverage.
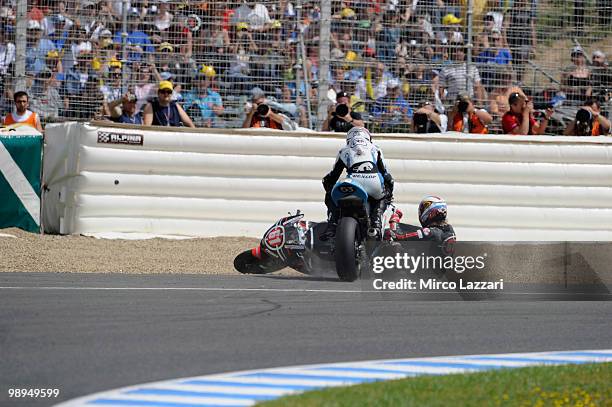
[1,272,611,407]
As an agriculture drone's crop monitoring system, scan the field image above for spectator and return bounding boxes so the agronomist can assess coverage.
[152,0,173,41]
[356,62,395,101]
[143,81,195,127]
[0,23,15,76]
[42,1,74,43]
[474,12,501,58]
[504,0,536,83]
[29,68,62,121]
[63,51,93,118]
[183,70,224,128]
[564,98,611,136]
[591,50,611,102]
[242,87,286,129]
[113,92,143,125]
[371,79,413,131]
[502,92,552,135]
[474,29,511,65]
[113,11,154,64]
[131,62,156,113]
[2,91,44,132]
[25,20,56,76]
[488,68,524,117]
[562,46,592,105]
[412,101,447,133]
[322,90,365,132]
[439,42,486,104]
[100,61,123,111]
[449,93,492,134]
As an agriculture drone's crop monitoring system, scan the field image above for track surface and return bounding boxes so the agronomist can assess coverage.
[1,273,611,406]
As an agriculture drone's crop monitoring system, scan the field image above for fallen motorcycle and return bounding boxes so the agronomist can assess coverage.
[234,181,420,281]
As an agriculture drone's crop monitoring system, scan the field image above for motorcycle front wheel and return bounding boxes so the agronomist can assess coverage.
[335,217,361,282]
[233,250,285,275]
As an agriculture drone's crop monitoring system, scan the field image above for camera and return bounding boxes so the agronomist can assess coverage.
[533,101,554,110]
[413,112,441,133]
[575,108,593,136]
[256,103,270,116]
[335,103,349,117]
[457,100,469,113]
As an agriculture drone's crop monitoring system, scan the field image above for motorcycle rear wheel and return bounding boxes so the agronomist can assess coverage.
[335,217,361,282]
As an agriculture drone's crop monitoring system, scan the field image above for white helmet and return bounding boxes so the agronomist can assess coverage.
[346,126,372,143]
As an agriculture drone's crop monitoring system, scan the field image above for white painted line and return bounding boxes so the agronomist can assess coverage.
[55,349,612,407]
[0,233,17,238]
[0,286,366,293]
[0,286,608,296]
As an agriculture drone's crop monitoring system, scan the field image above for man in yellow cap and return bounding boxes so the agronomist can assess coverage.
[143,81,195,127]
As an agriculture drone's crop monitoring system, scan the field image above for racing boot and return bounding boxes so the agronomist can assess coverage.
[367,199,386,240]
[320,209,339,241]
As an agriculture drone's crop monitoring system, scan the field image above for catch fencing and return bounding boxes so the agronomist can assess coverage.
[1,0,611,133]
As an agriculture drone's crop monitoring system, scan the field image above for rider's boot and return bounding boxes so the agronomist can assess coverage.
[320,212,338,241]
[368,199,386,239]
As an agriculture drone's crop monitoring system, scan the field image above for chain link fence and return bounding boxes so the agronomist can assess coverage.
[0,0,610,133]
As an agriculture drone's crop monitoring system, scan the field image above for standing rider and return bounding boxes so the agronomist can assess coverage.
[321,126,394,240]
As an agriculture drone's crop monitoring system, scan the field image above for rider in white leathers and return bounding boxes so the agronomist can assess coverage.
[321,127,394,239]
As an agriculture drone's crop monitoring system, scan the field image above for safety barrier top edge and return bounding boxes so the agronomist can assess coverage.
[86,121,612,145]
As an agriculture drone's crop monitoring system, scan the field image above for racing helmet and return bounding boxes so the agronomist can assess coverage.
[418,195,447,227]
[346,126,371,144]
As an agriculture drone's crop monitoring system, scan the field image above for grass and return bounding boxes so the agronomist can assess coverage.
[257,362,612,407]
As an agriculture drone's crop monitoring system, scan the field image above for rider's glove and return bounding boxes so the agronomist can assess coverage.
[383,173,394,194]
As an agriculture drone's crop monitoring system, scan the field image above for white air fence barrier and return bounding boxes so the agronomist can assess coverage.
[42,122,612,241]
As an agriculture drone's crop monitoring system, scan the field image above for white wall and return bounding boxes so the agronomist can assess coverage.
[43,122,612,240]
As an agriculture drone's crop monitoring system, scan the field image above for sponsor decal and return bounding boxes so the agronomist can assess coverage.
[97,131,143,145]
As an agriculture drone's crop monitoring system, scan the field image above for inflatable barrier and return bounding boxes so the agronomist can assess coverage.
[42,122,612,240]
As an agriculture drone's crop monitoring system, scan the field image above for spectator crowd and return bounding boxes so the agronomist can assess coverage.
[1,0,611,135]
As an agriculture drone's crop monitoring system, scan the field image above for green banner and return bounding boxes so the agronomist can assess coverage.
[0,135,43,233]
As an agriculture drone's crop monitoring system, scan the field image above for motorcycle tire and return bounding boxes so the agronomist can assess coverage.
[233,250,284,274]
[335,217,361,282]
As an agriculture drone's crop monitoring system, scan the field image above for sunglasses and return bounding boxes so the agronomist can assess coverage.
[158,89,172,94]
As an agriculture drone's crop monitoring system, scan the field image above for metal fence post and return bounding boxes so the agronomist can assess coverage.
[14,0,27,93]
[317,0,331,130]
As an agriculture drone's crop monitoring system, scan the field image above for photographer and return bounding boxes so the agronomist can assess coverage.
[564,98,611,136]
[449,93,492,134]
[502,92,552,135]
[242,88,285,130]
[412,101,447,133]
[322,91,365,132]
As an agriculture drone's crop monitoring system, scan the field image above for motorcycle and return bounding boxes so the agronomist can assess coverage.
[234,181,417,281]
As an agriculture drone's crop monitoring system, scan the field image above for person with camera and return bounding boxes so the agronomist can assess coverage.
[242,88,285,129]
[322,91,365,132]
[412,101,447,133]
[108,92,144,124]
[449,93,492,134]
[502,92,552,135]
[564,98,611,136]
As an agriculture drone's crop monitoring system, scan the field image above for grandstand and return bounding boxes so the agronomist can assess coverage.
[0,0,610,133]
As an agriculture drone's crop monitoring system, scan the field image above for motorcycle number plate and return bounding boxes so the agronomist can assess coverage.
[264,226,285,250]
[339,185,355,193]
